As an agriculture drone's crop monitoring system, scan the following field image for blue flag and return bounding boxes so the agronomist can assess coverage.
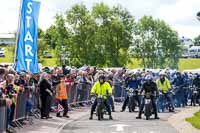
[15,0,40,73]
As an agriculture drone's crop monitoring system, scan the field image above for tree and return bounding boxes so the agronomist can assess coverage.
[194,35,200,46]
[92,3,135,67]
[37,28,46,62]
[66,4,97,66]
[42,3,181,68]
[131,16,181,69]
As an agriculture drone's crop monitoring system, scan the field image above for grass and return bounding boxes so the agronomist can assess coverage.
[186,112,200,129]
[0,46,15,63]
[128,58,200,71]
[40,58,57,67]
[0,46,200,70]
[179,59,200,71]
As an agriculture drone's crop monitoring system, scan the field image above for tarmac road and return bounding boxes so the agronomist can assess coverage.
[60,109,179,133]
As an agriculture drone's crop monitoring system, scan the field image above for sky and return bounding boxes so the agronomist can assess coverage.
[0,0,200,39]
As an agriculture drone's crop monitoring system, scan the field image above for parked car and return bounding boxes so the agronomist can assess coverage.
[182,53,190,58]
[43,51,52,58]
[189,46,200,58]
[0,48,5,57]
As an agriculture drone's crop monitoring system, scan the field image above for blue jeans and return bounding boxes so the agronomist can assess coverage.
[114,85,123,102]
[175,90,185,107]
[91,98,111,116]
[26,99,33,113]
[158,92,174,112]
[6,107,11,129]
[157,94,165,112]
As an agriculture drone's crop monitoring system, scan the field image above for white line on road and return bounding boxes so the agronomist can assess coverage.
[110,124,130,132]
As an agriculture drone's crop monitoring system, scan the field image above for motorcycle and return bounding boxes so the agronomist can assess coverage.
[127,88,139,112]
[191,86,200,106]
[96,94,106,121]
[144,92,153,120]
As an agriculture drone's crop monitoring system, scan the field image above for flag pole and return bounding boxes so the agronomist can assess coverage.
[13,0,23,69]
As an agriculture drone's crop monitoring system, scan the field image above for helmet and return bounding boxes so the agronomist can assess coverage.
[159,71,165,76]
[145,75,153,81]
[99,75,105,80]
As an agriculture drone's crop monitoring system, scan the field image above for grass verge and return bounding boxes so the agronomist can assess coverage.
[186,112,200,129]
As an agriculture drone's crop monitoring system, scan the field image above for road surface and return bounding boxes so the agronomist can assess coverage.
[60,109,178,133]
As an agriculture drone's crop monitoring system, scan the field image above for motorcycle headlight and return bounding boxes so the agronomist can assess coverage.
[129,88,134,93]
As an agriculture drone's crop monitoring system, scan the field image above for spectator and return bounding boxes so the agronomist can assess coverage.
[39,73,53,119]
[56,74,69,118]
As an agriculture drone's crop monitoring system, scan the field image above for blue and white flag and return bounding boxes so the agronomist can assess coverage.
[15,0,40,73]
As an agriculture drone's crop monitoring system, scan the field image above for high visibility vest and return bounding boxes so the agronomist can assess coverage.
[156,78,171,93]
[91,81,112,99]
[56,83,68,100]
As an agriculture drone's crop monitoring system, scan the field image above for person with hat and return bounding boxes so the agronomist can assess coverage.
[56,74,69,118]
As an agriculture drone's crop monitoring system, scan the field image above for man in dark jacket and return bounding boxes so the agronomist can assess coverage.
[121,74,140,112]
[193,74,200,88]
[172,72,185,107]
[136,75,159,119]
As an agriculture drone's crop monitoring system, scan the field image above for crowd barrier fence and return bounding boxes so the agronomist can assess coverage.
[0,83,127,131]
[0,99,7,133]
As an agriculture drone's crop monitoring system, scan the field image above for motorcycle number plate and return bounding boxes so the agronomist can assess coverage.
[194,91,198,93]
[145,99,151,103]
[129,93,134,96]
[99,95,103,98]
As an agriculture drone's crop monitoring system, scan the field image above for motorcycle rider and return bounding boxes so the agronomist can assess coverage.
[193,73,200,88]
[89,75,113,120]
[136,75,159,119]
[192,73,200,105]
[172,72,185,107]
[156,72,174,112]
[121,73,140,112]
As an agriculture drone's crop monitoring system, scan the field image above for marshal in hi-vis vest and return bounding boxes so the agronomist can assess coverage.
[56,83,68,100]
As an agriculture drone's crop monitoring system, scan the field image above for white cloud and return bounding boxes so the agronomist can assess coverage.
[155,0,200,38]
[174,25,200,38]
[0,0,200,38]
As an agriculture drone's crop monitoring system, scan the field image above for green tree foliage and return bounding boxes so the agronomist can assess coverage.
[37,28,48,62]
[194,35,200,46]
[131,16,181,69]
[44,3,135,67]
[43,3,181,68]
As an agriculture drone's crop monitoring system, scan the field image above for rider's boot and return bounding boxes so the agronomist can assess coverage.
[89,115,93,120]
[136,112,142,119]
[109,115,113,120]
[89,110,93,120]
[154,113,160,119]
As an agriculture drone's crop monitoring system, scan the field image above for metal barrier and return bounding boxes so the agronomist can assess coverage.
[13,91,27,128]
[31,86,41,118]
[15,92,27,120]
[0,99,7,133]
